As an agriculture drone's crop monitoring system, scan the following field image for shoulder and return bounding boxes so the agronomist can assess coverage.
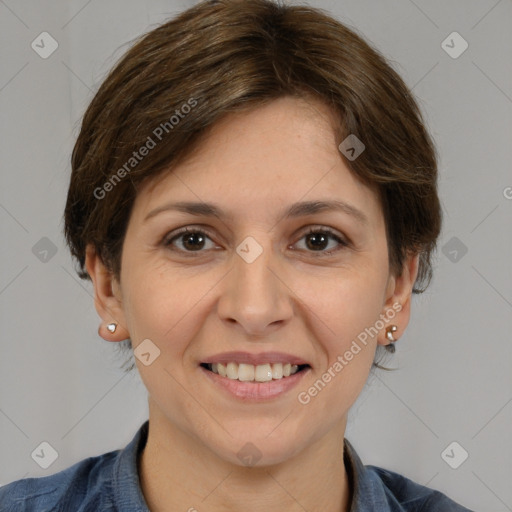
[0,450,119,512]
[344,438,475,511]
[366,464,475,512]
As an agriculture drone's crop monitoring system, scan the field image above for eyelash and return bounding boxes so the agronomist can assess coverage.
[162,226,349,257]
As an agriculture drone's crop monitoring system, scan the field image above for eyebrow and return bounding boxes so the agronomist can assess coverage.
[144,199,369,226]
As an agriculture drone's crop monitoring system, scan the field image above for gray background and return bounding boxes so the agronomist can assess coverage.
[1,0,511,510]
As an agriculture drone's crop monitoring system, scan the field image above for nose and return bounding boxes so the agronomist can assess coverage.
[216,235,293,338]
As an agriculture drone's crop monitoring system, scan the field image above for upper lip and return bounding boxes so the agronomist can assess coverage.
[201,351,311,366]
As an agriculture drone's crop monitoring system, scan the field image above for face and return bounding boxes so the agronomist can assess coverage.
[87,96,417,466]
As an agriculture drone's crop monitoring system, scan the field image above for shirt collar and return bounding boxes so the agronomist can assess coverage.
[344,438,392,510]
[111,421,386,512]
[112,420,151,511]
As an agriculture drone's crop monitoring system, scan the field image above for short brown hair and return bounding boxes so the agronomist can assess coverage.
[64,0,441,367]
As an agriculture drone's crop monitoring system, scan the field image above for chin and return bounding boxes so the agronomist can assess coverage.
[206,428,307,469]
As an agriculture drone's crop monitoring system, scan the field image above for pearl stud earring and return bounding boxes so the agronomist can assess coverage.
[385,325,398,353]
[385,325,397,342]
[107,323,117,334]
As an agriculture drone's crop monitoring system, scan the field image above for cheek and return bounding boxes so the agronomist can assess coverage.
[298,261,387,344]
[296,265,387,401]
[120,256,221,363]
[118,243,166,336]
[122,272,190,344]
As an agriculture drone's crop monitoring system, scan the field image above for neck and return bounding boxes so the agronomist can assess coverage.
[139,406,351,512]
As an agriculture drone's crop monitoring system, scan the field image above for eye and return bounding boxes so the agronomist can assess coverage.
[163,227,217,253]
[293,227,349,256]
[163,226,349,256]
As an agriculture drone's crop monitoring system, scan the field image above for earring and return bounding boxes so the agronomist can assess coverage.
[385,325,398,342]
[107,323,117,333]
[385,325,398,353]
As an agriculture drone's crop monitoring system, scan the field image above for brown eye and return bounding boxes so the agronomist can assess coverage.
[163,226,348,257]
[294,228,348,256]
[164,228,215,253]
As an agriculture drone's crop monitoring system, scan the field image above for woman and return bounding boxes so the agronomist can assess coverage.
[0,0,475,510]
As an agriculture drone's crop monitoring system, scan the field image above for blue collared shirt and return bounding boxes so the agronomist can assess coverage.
[0,420,475,511]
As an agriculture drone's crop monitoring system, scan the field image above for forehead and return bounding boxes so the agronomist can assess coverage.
[133,97,382,228]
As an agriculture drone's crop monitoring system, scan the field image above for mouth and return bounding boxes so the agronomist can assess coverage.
[200,362,311,383]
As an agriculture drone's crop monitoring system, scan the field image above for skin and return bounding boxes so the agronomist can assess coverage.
[86,96,419,512]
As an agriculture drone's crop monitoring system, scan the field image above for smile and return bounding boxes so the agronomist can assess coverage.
[199,361,311,401]
[201,362,310,382]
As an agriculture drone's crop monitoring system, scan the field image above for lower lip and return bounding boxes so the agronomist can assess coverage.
[199,365,310,402]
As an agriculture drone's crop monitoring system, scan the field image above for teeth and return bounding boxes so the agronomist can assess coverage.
[217,363,227,377]
[255,364,273,382]
[238,363,255,381]
[207,362,301,382]
[226,362,238,380]
[271,363,283,379]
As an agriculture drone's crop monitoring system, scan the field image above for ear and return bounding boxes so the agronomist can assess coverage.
[377,252,420,347]
[85,244,130,342]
